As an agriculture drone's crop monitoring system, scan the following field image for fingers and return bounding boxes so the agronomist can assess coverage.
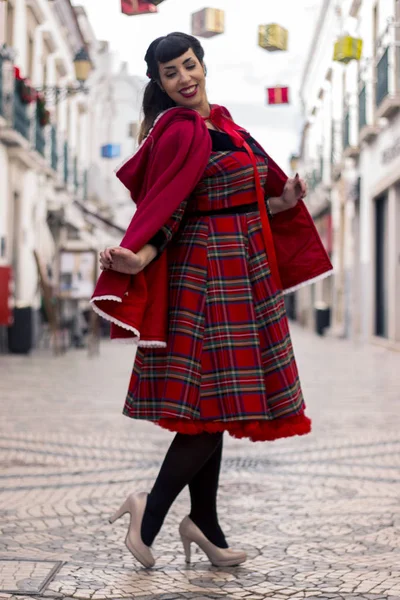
[103,248,114,262]
[299,178,307,197]
[294,173,307,198]
[99,258,111,271]
[100,248,115,271]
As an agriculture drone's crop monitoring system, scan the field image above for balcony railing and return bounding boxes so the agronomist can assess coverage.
[35,109,45,157]
[358,85,367,130]
[13,85,30,140]
[73,155,78,192]
[343,111,350,149]
[63,141,69,184]
[376,48,389,107]
[0,57,3,118]
[83,169,88,200]
[51,125,58,171]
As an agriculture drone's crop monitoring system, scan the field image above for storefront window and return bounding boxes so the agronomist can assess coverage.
[375,193,389,338]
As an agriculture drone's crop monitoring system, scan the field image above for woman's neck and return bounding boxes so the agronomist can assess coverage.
[195,100,212,118]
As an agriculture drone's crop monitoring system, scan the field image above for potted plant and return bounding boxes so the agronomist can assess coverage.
[14,68,36,104]
[36,95,50,126]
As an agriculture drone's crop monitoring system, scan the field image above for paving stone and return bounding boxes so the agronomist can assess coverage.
[0,326,399,599]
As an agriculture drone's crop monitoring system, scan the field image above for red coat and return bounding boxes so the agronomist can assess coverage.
[91,106,332,346]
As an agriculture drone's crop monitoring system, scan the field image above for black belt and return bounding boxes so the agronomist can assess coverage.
[187,202,258,217]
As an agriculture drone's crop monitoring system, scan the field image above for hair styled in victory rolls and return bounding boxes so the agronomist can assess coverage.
[138,32,205,143]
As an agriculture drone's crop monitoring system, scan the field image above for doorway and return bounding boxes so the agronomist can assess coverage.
[374,193,389,338]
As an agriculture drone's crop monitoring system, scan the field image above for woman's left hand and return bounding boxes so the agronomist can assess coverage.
[99,247,144,274]
[281,173,307,209]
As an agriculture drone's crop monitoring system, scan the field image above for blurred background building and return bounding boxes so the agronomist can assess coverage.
[0,0,399,353]
[295,0,400,350]
[0,0,143,352]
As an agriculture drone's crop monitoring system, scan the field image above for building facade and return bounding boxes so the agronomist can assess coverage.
[0,0,145,353]
[85,41,146,231]
[296,0,400,350]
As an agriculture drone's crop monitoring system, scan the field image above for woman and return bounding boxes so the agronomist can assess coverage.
[92,32,332,569]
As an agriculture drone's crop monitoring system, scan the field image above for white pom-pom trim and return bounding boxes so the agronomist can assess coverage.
[283,269,334,295]
[90,297,167,348]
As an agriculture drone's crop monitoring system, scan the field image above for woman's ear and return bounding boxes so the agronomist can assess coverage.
[203,63,208,76]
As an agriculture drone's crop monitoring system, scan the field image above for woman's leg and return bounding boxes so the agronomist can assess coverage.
[141,431,223,546]
[189,434,228,548]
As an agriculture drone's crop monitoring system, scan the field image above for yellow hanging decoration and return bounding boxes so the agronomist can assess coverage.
[333,36,363,63]
[258,24,288,52]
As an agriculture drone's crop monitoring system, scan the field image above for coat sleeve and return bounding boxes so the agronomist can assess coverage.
[116,117,211,255]
[148,198,189,255]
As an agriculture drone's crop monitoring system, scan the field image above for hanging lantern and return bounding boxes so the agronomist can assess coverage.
[333,36,362,63]
[258,23,288,52]
[266,86,290,105]
[73,48,92,82]
[121,0,158,16]
[191,8,225,38]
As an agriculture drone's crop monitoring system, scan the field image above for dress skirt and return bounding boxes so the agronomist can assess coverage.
[123,137,311,442]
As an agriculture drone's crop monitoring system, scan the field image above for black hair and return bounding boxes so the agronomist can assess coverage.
[138,32,205,142]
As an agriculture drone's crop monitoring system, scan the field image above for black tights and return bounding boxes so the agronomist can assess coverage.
[141,432,227,548]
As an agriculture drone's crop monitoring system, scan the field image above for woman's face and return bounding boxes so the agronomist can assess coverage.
[158,48,207,110]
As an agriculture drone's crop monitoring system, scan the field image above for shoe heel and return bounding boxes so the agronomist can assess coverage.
[181,534,192,563]
[109,499,130,524]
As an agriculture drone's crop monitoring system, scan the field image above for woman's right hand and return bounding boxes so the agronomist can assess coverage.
[99,247,144,275]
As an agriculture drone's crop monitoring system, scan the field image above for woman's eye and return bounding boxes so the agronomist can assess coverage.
[187,65,195,70]
[166,73,176,79]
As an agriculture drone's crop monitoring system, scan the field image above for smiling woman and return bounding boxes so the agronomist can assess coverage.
[92,30,333,573]
[139,32,209,142]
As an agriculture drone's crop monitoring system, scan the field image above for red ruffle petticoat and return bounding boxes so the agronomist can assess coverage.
[157,415,311,442]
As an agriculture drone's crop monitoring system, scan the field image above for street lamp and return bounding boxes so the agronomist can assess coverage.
[33,47,92,101]
[73,47,92,83]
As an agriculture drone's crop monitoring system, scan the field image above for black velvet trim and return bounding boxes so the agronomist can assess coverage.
[209,129,267,157]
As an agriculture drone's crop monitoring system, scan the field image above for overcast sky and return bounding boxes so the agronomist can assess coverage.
[74,0,322,171]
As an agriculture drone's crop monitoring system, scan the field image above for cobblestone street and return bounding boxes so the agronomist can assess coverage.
[0,324,399,600]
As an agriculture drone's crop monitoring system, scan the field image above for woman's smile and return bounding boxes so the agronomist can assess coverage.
[179,84,199,98]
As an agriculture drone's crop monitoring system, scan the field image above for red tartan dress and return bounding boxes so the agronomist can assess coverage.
[123,130,311,442]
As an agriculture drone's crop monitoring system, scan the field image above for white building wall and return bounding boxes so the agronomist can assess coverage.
[298,0,400,348]
[0,0,110,350]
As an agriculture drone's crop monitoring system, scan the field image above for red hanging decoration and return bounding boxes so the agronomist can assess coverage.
[266,87,290,105]
[121,0,158,15]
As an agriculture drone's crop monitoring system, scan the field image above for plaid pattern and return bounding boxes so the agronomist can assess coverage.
[124,150,307,438]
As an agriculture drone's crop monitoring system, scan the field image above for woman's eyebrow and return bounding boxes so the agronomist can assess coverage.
[164,58,194,70]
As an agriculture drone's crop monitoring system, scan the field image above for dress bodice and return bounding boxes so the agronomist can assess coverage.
[187,130,269,214]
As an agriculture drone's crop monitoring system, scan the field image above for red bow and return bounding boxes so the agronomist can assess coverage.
[203,105,247,147]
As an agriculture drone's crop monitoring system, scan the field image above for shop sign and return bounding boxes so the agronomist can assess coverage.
[101,144,121,159]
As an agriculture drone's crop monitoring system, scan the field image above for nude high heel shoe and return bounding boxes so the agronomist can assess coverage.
[109,492,155,568]
[179,516,247,567]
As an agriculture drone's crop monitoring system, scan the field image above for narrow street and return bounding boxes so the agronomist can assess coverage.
[0,324,399,600]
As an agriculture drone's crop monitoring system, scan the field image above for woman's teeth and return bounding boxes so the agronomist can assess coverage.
[180,86,197,96]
